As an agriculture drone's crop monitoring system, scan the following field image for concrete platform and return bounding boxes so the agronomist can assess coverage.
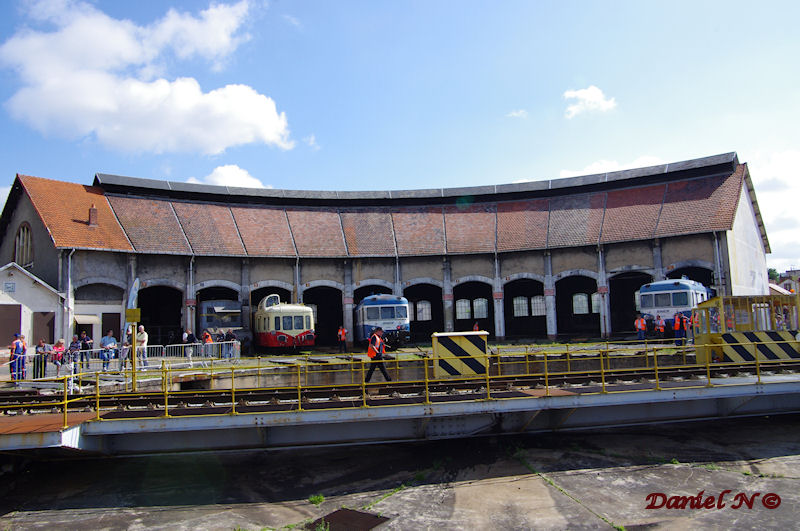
[0,415,797,529]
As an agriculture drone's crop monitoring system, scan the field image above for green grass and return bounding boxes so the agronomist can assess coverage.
[308,494,325,506]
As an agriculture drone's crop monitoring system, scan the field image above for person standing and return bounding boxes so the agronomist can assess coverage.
[52,339,65,376]
[136,325,149,367]
[224,329,237,358]
[673,312,688,346]
[99,330,117,372]
[79,330,93,371]
[34,339,51,379]
[68,335,81,374]
[634,314,647,341]
[337,325,347,353]
[473,322,480,331]
[655,315,665,339]
[9,333,25,380]
[365,327,391,383]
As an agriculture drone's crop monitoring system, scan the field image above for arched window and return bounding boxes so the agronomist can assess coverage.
[456,299,471,320]
[473,298,489,319]
[531,296,546,316]
[591,292,601,314]
[416,300,432,321]
[572,293,589,315]
[14,223,33,268]
[512,296,529,317]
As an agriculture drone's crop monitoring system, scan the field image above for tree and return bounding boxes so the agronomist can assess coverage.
[768,268,779,281]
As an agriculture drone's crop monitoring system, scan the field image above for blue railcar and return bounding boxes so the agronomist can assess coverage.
[637,278,712,326]
[355,294,411,350]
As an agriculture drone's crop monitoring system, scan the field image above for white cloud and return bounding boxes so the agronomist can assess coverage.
[303,134,320,151]
[188,164,272,188]
[0,185,10,206]
[744,149,800,270]
[563,85,616,119]
[0,0,293,155]
[282,14,302,29]
[505,109,528,119]
[559,156,665,178]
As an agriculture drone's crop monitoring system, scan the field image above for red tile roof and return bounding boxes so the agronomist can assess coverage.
[445,204,496,254]
[106,196,191,254]
[231,206,296,257]
[15,164,752,257]
[18,175,133,251]
[340,210,395,256]
[548,192,605,247]
[601,184,665,243]
[392,208,446,256]
[171,202,245,256]
[286,209,347,256]
[497,199,549,252]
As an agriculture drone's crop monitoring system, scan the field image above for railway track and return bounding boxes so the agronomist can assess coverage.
[2,361,799,420]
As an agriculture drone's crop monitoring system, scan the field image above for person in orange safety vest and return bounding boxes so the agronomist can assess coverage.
[655,315,665,339]
[337,325,347,353]
[673,312,688,346]
[473,321,480,331]
[365,327,391,383]
[634,314,647,341]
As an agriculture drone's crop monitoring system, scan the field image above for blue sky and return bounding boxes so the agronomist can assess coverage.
[0,0,799,269]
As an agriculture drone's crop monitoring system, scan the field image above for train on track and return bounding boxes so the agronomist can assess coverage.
[637,278,712,327]
[355,294,411,350]
[253,294,315,349]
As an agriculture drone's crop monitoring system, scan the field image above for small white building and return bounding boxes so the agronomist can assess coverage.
[0,262,65,345]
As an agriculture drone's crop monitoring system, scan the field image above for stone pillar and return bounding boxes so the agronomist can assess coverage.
[343,260,354,347]
[184,257,195,332]
[443,257,454,332]
[544,252,557,339]
[394,257,402,296]
[597,246,610,338]
[493,254,505,340]
[240,258,251,334]
[294,259,302,303]
[652,239,665,281]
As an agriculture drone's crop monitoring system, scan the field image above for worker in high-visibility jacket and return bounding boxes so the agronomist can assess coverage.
[673,312,689,346]
[473,321,480,331]
[337,326,347,353]
[365,327,391,383]
[634,314,647,341]
[655,315,665,339]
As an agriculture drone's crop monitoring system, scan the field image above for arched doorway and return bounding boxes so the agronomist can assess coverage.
[74,283,125,340]
[453,281,495,337]
[503,278,546,339]
[609,272,653,335]
[555,275,600,338]
[196,286,241,340]
[302,286,343,346]
[138,286,183,346]
[403,283,444,342]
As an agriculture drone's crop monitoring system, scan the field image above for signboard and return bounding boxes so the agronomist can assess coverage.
[125,308,141,322]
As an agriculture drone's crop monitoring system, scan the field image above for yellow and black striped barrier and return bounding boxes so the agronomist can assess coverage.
[432,331,489,378]
[696,330,800,363]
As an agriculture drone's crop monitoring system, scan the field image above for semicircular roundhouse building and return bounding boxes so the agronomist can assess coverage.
[0,152,770,345]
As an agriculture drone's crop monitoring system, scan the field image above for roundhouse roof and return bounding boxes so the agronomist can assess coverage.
[1,152,770,256]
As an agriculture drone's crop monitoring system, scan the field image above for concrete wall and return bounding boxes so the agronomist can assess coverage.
[250,258,295,285]
[400,256,444,283]
[726,182,769,295]
[138,255,188,290]
[194,257,241,285]
[0,193,60,288]
[451,254,494,281]
[72,251,128,290]
[551,247,597,275]
[661,234,714,270]
[500,251,546,277]
[300,259,344,285]
[604,242,654,272]
[352,258,395,284]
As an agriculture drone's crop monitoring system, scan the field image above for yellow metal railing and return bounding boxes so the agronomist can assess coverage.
[2,339,799,427]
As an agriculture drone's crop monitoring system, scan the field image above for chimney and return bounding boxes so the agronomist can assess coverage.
[88,204,98,227]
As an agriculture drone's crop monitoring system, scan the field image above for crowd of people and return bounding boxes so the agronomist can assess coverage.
[7,326,241,381]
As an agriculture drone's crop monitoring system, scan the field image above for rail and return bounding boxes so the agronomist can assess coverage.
[1,338,798,429]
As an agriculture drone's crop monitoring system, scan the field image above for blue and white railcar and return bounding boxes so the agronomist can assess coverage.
[637,278,712,325]
[355,294,411,350]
